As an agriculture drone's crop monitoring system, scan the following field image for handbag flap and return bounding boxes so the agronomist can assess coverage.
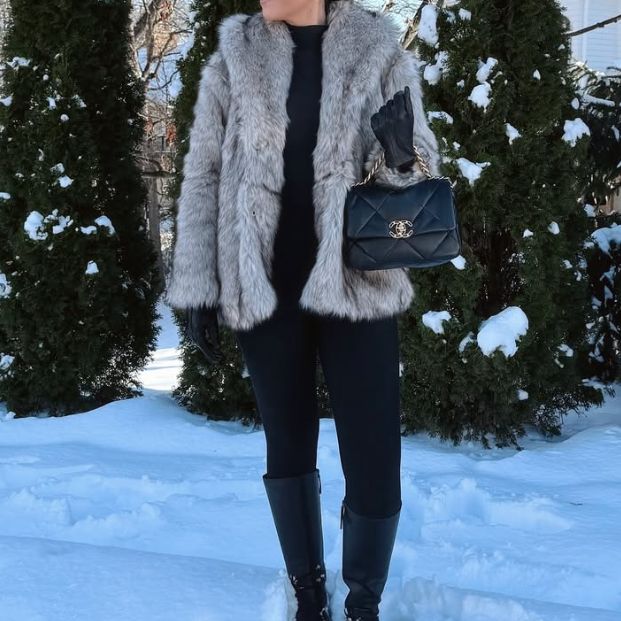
[345,178,456,240]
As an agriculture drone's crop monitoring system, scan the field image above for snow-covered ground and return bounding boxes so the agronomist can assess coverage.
[1,300,620,621]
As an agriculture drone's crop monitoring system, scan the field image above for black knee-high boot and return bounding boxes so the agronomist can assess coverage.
[263,468,332,621]
[340,499,401,621]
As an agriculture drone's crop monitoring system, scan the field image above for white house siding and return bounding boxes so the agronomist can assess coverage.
[561,0,621,72]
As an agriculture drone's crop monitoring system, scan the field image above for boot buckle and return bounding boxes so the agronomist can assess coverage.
[343,608,364,621]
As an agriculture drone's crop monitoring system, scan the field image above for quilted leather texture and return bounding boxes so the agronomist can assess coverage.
[343,177,461,270]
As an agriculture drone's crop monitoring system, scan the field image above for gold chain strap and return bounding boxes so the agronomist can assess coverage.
[352,143,433,188]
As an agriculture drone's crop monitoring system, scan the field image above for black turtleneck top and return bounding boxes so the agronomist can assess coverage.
[270,22,328,310]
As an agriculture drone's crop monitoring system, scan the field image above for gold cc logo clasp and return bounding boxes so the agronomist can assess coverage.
[388,219,414,239]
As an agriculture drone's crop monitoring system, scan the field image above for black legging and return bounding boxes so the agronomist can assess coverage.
[233,299,402,518]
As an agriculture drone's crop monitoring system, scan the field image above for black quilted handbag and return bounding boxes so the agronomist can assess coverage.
[343,146,461,270]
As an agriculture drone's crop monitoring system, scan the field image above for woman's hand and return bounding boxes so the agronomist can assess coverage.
[184,304,224,365]
[370,85,417,172]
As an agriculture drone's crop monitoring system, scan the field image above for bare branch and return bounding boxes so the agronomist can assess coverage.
[569,13,621,37]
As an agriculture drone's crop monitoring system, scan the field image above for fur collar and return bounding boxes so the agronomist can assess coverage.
[215,0,403,182]
[217,1,402,68]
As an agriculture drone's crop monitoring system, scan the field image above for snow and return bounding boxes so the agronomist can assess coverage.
[24,211,48,241]
[458,331,475,353]
[451,255,466,270]
[0,192,11,200]
[562,118,591,146]
[428,110,454,124]
[516,389,529,401]
[458,8,472,21]
[24,209,75,240]
[505,123,521,144]
[424,50,449,85]
[94,215,116,235]
[456,158,491,185]
[0,301,620,621]
[55,175,74,188]
[476,58,498,84]
[591,224,621,255]
[533,70,541,80]
[548,221,560,235]
[422,310,452,334]
[0,273,10,298]
[0,95,12,107]
[468,83,492,110]
[80,216,115,236]
[583,94,616,108]
[476,306,529,357]
[417,4,439,47]
[523,229,534,238]
[5,56,31,69]
[584,203,597,217]
[85,260,99,275]
[51,214,73,235]
[468,58,498,111]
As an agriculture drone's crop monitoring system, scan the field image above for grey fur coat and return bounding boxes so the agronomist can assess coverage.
[165,0,441,331]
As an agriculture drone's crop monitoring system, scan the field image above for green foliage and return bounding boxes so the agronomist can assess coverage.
[0,0,160,416]
[584,215,621,382]
[400,0,605,448]
[571,65,621,208]
[572,66,621,382]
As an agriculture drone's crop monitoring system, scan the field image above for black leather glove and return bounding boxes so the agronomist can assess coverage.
[184,304,224,365]
[370,85,417,172]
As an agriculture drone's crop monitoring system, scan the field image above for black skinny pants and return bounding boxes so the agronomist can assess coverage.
[233,299,402,518]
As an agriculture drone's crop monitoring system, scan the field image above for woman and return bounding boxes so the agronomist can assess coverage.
[166,0,440,619]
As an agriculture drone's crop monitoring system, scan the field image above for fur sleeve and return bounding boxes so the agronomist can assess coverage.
[165,49,230,311]
[362,47,441,188]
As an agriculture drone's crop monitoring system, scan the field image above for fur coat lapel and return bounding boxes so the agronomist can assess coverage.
[166,0,441,330]
[217,1,401,176]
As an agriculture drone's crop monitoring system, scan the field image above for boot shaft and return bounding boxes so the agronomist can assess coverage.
[341,499,401,620]
[263,468,332,621]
